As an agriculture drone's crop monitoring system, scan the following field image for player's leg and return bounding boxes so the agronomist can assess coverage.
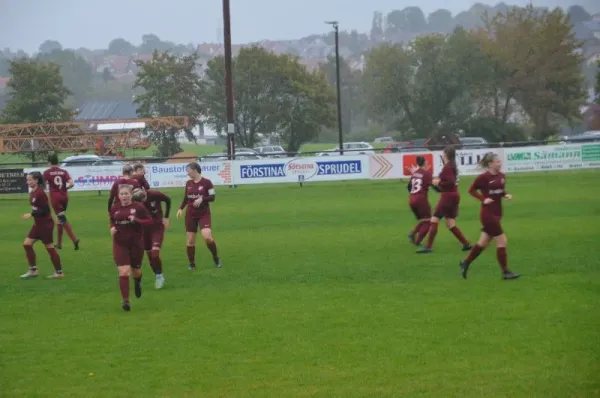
[117,264,132,311]
[200,227,221,268]
[38,223,64,279]
[413,201,432,246]
[408,203,422,243]
[460,231,490,279]
[445,217,471,250]
[493,231,519,280]
[150,225,165,289]
[21,234,38,279]
[185,217,198,270]
[131,244,144,298]
[417,214,440,253]
[58,201,79,249]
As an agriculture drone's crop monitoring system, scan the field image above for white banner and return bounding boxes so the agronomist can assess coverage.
[18,144,600,193]
[233,156,369,185]
[504,143,600,172]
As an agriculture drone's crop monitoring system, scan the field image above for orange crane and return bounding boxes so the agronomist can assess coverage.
[0,116,189,155]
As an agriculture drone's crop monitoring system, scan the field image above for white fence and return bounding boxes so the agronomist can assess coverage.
[23,143,600,191]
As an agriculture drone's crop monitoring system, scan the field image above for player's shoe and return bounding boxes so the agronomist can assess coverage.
[188,263,196,270]
[46,272,65,279]
[459,260,470,279]
[122,300,131,311]
[408,232,416,244]
[461,244,472,252]
[214,257,222,268]
[74,239,80,251]
[55,244,62,250]
[20,270,39,279]
[155,274,165,289]
[416,247,432,254]
[503,271,521,280]
[134,279,142,298]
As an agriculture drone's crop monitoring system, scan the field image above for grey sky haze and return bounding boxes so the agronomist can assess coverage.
[0,0,596,53]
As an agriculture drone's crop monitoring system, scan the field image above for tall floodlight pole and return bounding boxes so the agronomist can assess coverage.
[223,0,235,160]
[325,21,343,155]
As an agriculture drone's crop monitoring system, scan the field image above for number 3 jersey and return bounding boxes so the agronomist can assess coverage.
[43,166,71,195]
[408,168,433,198]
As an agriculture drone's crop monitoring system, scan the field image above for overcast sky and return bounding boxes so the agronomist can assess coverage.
[1,0,597,53]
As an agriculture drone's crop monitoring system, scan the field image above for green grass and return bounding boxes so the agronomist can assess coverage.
[1,171,599,397]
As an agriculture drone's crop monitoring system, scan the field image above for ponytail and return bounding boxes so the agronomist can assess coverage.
[479,152,497,169]
[443,146,458,177]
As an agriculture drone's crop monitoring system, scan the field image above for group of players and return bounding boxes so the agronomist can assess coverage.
[20,147,519,311]
[21,154,221,311]
[407,146,520,280]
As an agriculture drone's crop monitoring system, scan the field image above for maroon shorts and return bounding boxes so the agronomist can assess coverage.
[143,223,165,251]
[481,214,503,237]
[185,213,212,233]
[113,239,144,267]
[434,193,460,219]
[27,221,54,245]
[50,193,69,214]
[409,196,431,220]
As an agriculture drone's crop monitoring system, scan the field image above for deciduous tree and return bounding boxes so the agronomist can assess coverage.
[38,49,93,101]
[133,51,203,157]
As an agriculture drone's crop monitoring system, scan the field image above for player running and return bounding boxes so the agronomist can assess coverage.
[407,156,433,246]
[417,146,471,254]
[43,154,80,250]
[132,163,150,190]
[21,172,65,280]
[107,165,140,212]
[135,188,171,289]
[110,185,153,311]
[176,163,221,270]
[460,152,520,280]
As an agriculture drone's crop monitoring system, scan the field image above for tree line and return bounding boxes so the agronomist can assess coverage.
[1,5,600,157]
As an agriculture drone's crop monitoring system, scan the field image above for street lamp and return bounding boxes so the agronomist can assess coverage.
[325,20,344,155]
[223,0,235,161]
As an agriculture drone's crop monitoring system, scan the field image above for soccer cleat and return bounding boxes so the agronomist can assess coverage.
[155,274,165,289]
[134,279,142,298]
[462,244,472,252]
[20,270,39,279]
[122,301,131,311]
[408,232,416,244]
[460,260,470,279]
[55,244,62,250]
[503,271,521,280]
[416,247,432,254]
[74,239,80,251]
[214,257,222,268]
[46,272,65,279]
[188,263,196,270]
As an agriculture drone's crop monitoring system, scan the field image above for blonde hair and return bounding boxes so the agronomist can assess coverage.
[479,152,498,168]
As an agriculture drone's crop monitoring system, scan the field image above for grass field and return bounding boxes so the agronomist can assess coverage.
[1,170,599,397]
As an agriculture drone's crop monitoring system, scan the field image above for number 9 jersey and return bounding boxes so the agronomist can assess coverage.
[43,166,72,214]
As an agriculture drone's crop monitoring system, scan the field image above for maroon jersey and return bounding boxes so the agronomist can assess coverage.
[469,171,507,218]
[409,168,433,198]
[144,189,171,224]
[133,174,150,190]
[108,177,140,211]
[180,178,215,219]
[30,187,52,223]
[437,163,458,193]
[43,166,71,194]
[110,201,152,243]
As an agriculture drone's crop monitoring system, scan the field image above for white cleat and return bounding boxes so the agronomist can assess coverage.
[20,270,39,279]
[155,274,165,289]
[46,272,65,279]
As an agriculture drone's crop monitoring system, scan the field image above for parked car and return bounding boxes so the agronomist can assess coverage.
[374,136,394,143]
[459,136,489,149]
[201,151,262,161]
[316,142,375,156]
[560,131,600,144]
[254,145,287,157]
[60,155,124,167]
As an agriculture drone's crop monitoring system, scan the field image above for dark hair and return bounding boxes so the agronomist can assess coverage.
[443,146,458,176]
[416,156,426,167]
[27,171,44,187]
[48,153,59,165]
[479,152,498,168]
[186,162,202,174]
[133,163,145,172]
[122,165,133,176]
